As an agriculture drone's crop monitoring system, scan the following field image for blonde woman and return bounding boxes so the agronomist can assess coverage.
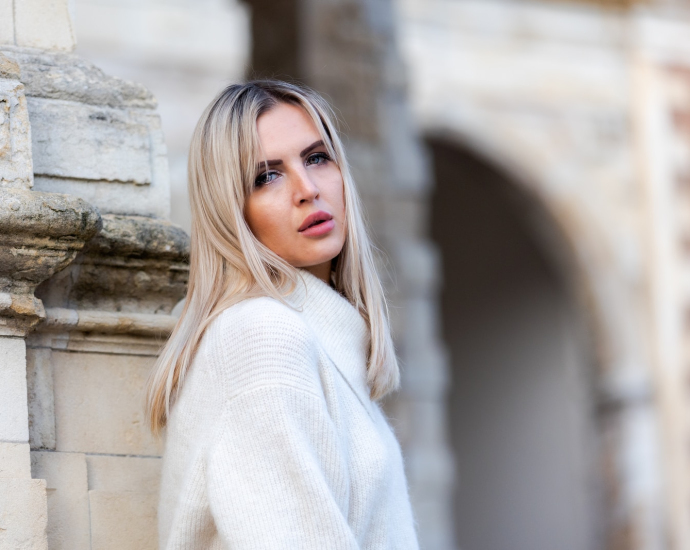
[147,81,419,549]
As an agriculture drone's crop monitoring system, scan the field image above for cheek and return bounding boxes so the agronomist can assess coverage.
[323,170,346,217]
[245,195,289,246]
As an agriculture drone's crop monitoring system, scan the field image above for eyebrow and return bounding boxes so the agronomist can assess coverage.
[300,140,324,158]
[255,140,325,172]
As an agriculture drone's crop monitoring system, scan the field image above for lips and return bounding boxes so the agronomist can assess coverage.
[298,211,333,232]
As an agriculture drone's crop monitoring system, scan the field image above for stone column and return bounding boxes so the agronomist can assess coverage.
[0,4,80,548]
[1,2,188,548]
[0,51,100,549]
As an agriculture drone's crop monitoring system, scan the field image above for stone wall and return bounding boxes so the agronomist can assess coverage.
[396,0,690,547]
[0,2,187,548]
[72,0,250,232]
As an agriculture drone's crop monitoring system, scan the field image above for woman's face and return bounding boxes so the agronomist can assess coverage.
[245,102,347,280]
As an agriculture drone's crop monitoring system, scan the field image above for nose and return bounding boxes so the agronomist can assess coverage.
[293,167,319,204]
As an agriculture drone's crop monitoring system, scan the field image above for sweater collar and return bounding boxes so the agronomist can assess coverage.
[286,269,373,413]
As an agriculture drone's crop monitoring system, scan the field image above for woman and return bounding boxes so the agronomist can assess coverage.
[147,80,419,549]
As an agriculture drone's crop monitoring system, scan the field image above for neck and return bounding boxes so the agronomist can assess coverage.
[301,260,332,285]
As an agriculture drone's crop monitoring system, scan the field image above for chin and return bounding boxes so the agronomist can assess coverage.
[295,241,344,269]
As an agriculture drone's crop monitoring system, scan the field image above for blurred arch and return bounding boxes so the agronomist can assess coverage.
[425,131,649,549]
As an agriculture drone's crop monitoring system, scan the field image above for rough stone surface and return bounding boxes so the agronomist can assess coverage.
[0,53,20,80]
[29,330,169,357]
[0,187,101,335]
[14,0,75,52]
[1,49,170,218]
[33,173,172,219]
[9,49,156,108]
[0,442,31,479]
[89,491,158,550]
[28,98,155,185]
[31,451,90,550]
[0,76,33,189]
[26,347,56,450]
[38,214,189,314]
[86,214,190,262]
[0,478,48,550]
[0,187,101,243]
[0,337,29,443]
[31,113,171,218]
[52,350,163,456]
[0,11,180,550]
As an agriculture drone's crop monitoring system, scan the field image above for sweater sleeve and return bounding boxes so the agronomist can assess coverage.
[204,299,359,549]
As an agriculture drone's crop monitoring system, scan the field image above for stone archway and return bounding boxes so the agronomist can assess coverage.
[424,132,663,549]
[428,137,603,549]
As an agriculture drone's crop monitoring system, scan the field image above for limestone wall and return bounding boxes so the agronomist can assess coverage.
[396,0,690,547]
[72,0,250,232]
[0,2,187,548]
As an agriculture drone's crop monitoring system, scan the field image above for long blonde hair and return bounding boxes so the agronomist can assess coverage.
[146,80,399,434]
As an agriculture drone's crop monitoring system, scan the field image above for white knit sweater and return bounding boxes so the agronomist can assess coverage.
[158,270,419,549]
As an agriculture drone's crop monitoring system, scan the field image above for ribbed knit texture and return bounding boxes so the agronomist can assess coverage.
[158,270,419,549]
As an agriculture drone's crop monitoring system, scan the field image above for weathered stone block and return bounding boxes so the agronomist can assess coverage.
[0,442,30,478]
[0,337,28,442]
[28,97,154,185]
[14,50,156,109]
[0,478,48,549]
[26,347,56,450]
[30,98,171,218]
[38,214,190,314]
[31,451,90,550]
[14,0,75,52]
[0,78,33,189]
[0,187,101,336]
[89,491,158,550]
[0,53,19,80]
[33,174,172,219]
[87,455,161,494]
[52,350,163,456]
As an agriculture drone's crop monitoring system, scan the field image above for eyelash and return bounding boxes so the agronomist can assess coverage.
[254,152,332,188]
[306,152,330,166]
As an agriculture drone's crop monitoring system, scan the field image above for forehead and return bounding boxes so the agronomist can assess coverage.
[256,102,321,154]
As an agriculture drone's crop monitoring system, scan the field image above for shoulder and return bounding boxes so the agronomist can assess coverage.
[202,296,321,396]
[217,295,304,326]
[211,296,313,349]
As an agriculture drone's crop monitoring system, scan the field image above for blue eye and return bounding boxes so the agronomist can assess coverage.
[307,152,330,166]
[254,171,279,187]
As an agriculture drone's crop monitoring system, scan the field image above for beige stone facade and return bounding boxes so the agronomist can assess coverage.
[0,3,186,547]
[3,0,690,549]
[395,2,690,548]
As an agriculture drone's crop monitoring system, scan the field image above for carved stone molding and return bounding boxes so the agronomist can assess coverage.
[1,47,171,220]
[0,187,101,336]
[37,214,190,316]
[41,308,177,338]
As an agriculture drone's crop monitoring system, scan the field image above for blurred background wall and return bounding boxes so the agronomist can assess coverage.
[5,0,689,549]
[73,0,250,232]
